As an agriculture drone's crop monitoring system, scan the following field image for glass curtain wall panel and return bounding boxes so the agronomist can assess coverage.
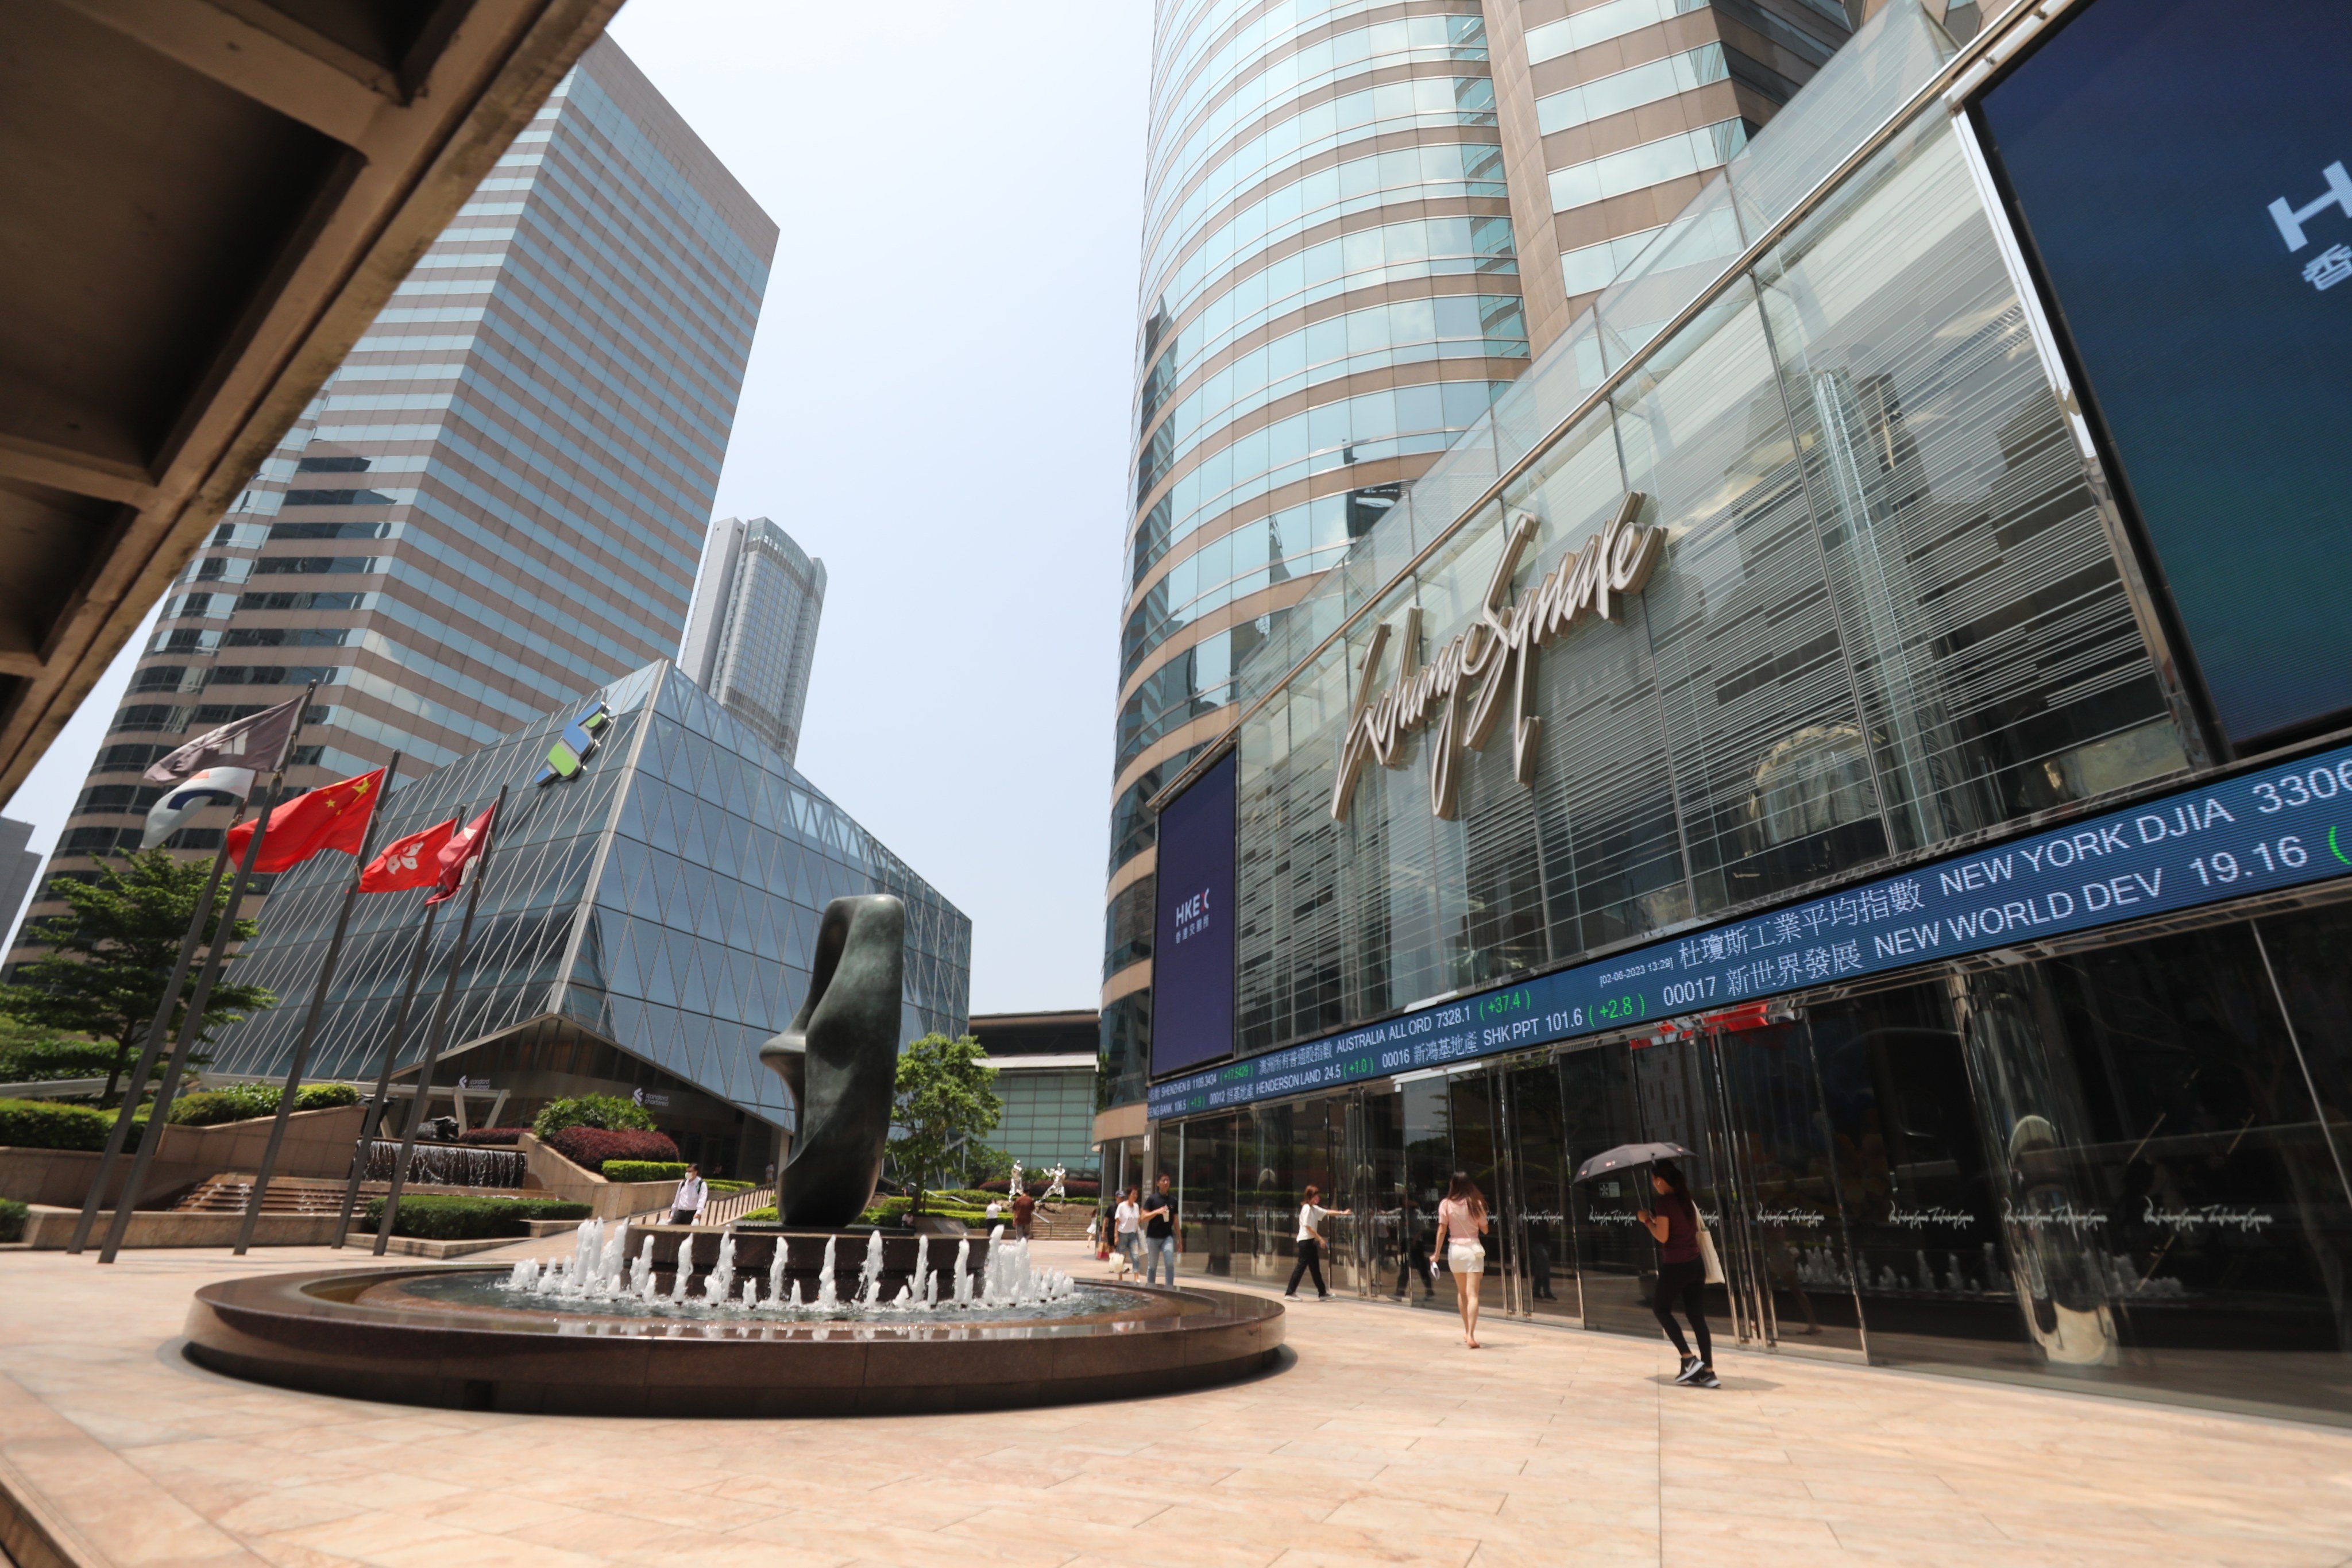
[1754,115,2186,853]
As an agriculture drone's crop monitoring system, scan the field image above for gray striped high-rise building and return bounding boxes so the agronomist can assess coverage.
[14,37,775,956]
[1103,0,1860,1141]
[679,515,826,766]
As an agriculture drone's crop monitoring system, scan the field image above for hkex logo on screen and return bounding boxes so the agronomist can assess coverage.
[1170,886,1214,945]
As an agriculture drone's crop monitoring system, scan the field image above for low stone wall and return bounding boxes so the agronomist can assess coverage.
[0,1103,371,1211]
[513,1130,677,1220]
[16,1204,344,1249]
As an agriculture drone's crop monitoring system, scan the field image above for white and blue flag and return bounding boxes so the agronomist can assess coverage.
[140,766,255,849]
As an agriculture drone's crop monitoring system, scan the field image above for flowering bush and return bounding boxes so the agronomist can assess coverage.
[547,1125,677,1171]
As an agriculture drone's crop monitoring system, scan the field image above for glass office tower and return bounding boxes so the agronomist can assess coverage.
[1141,0,2352,1423]
[15,36,774,959]
[1105,0,1861,1133]
[1107,1,1535,1121]
[207,662,971,1177]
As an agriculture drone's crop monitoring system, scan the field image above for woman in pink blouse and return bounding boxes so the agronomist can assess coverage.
[1436,1172,1492,1348]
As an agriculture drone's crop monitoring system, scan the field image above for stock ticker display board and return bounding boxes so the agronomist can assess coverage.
[1148,741,2352,1119]
[1975,0,2352,748]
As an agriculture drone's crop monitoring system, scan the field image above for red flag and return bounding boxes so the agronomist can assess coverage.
[359,817,457,893]
[223,769,385,874]
[426,800,499,906]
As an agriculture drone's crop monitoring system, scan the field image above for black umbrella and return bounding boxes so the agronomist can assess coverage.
[1573,1142,1694,1183]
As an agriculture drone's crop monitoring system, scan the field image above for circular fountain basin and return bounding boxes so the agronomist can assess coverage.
[184,1266,1285,1416]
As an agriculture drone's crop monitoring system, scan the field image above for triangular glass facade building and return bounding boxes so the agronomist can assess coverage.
[206,662,970,1169]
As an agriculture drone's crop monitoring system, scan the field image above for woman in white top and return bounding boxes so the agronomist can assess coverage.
[1114,1186,1144,1275]
[1436,1171,1492,1348]
[1284,1183,1352,1300]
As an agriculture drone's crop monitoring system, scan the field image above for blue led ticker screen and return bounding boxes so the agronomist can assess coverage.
[1975,0,2352,750]
[1149,740,2352,1119]
[1149,752,1237,1079]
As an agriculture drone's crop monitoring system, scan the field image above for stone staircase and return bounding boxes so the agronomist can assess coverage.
[172,1173,358,1214]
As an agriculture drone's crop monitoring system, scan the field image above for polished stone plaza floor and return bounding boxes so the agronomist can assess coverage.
[2,1237,2347,1567]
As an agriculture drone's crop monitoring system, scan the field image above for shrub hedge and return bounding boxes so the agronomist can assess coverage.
[165,1082,360,1126]
[460,1126,526,1146]
[360,1194,592,1240]
[548,1125,678,1171]
[0,1197,26,1243]
[600,1159,685,1183]
[0,1098,112,1151]
[531,1094,655,1140]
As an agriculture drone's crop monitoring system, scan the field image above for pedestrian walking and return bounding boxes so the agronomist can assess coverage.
[1115,1185,1144,1276]
[1639,1160,1719,1388]
[1141,1172,1180,1285]
[666,1164,706,1227]
[1012,1186,1036,1241]
[1285,1183,1351,1299]
[1436,1171,1490,1348]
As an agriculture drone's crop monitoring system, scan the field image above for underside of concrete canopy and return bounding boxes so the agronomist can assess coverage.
[0,0,623,800]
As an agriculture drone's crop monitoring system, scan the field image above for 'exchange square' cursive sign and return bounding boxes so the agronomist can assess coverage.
[1331,493,1667,822]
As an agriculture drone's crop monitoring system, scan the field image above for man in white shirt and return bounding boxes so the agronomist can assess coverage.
[1285,1183,1351,1300]
[666,1165,706,1227]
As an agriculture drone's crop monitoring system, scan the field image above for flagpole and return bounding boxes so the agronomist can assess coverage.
[331,895,443,1249]
[376,785,507,1255]
[234,754,403,1255]
[66,825,243,1256]
[98,685,316,1265]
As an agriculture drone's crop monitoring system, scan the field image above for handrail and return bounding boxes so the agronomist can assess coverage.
[705,1184,775,1227]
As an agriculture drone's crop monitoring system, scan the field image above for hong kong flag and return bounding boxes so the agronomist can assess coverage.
[358,817,457,893]
[223,768,385,874]
[424,799,499,906]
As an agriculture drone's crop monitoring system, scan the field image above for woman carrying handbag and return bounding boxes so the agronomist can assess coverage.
[1637,1160,1721,1388]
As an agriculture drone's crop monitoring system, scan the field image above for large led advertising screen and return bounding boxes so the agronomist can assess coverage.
[1975,0,2352,751]
[1149,751,1235,1079]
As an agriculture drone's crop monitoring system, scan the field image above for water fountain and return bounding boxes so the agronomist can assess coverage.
[180,895,1283,1415]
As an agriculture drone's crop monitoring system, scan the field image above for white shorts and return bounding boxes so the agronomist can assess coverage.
[1447,1242,1486,1275]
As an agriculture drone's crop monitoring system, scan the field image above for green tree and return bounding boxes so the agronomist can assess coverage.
[889,1032,1003,1216]
[0,850,276,1104]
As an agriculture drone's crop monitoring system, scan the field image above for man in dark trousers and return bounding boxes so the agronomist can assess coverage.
[1141,1172,1180,1285]
[1011,1185,1036,1241]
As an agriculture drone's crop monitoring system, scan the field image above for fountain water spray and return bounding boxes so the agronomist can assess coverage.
[501,1220,1084,1321]
[702,1230,737,1304]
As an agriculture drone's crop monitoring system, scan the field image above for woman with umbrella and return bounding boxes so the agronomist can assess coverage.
[1575,1141,1718,1388]
[1639,1160,1718,1388]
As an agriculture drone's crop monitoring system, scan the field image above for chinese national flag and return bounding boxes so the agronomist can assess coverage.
[224,769,385,874]
[358,817,457,893]
[425,799,499,906]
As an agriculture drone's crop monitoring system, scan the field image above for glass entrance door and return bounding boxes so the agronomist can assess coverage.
[1697,1016,1868,1355]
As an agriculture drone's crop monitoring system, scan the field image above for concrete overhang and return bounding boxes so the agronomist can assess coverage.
[0,0,624,799]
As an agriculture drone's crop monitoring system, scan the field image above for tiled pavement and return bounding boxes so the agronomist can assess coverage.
[2,1238,2349,1567]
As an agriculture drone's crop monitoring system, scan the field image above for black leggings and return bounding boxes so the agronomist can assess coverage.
[1287,1237,1327,1296]
[1653,1260,1712,1363]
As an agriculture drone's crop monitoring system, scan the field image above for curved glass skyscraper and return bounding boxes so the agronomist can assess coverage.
[1103,1,1536,1117]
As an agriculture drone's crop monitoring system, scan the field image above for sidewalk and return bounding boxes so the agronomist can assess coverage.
[1,1235,2346,1566]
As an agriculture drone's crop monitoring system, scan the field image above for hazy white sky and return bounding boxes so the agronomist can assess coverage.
[2,3,1154,1013]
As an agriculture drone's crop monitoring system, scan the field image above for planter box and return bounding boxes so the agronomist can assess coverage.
[17,1204,343,1249]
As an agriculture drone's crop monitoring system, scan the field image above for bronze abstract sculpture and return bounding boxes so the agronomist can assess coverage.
[759,894,904,1227]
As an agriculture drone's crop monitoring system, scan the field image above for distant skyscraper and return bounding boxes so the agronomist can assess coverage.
[679,516,825,766]
[0,818,38,954]
[14,37,776,961]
